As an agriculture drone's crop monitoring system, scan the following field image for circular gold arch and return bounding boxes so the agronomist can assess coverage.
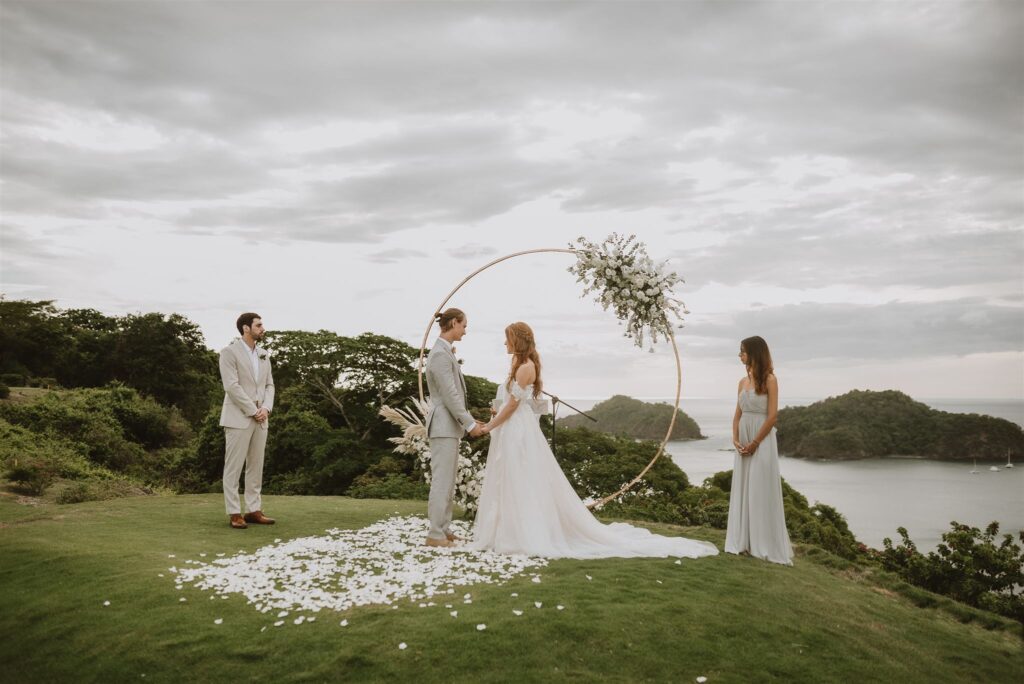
[417,247,684,510]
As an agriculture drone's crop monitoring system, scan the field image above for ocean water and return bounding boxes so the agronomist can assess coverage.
[559,397,1024,550]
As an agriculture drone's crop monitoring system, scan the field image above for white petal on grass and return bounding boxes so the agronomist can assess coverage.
[476,624,486,631]
[172,516,547,615]
[398,643,408,650]
[696,678,708,683]
[274,620,284,627]
[585,575,592,581]
[557,605,565,611]
[260,626,267,632]
[534,602,542,609]
[531,577,541,584]
[510,593,518,598]
[277,611,289,618]
[102,601,110,606]
[214,618,223,625]
[450,611,458,618]
[512,610,523,616]
[308,617,316,622]
[179,598,187,603]
[675,560,682,565]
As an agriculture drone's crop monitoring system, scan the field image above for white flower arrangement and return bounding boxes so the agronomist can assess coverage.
[378,399,486,512]
[567,233,688,349]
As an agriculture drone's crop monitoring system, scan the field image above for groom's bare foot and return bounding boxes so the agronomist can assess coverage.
[425,537,454,548]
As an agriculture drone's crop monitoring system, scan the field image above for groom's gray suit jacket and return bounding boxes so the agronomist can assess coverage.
[424,338,475,439]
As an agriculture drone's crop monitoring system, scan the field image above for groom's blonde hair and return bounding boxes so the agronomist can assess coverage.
[435,308,465,332]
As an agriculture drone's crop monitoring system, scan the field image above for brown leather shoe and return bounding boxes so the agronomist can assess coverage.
[445,532,464,542]
[229,514,248,529]
[243,510,275,525]
[425,537,454,548]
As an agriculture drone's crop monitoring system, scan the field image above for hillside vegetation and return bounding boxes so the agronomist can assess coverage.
[778,390,1023,461]
[556,394,703,440]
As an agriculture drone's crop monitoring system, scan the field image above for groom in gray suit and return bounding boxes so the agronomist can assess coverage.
[424,308,485,547]
[219,312,276,529]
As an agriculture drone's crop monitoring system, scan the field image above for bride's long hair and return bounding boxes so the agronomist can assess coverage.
[505,322,542,398]
[741,335,774,395]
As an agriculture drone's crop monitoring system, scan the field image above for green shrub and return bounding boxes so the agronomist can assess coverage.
[56,478,150,504]
[0,386,189,472]
[0,383,8,400]
[5,457,57,495]
[0,418,113,481]
[876,522,1024,624]
[1,373,24,386]
[347,456,428,500]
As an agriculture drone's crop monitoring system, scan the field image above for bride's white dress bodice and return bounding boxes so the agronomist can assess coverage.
[469,382,719,560]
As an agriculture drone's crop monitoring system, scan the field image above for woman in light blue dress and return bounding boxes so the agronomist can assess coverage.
[725,336,793,565]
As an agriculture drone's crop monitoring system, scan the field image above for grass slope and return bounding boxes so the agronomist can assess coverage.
[1,494,1021,683]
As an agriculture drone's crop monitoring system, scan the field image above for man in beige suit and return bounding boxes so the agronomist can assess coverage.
[219,312,276,529]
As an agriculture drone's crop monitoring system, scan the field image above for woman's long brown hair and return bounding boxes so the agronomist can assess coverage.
[506,322,542,398]
[741,335,774,395]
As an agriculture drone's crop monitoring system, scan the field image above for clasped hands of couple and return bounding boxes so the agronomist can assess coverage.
[467,408,499,438]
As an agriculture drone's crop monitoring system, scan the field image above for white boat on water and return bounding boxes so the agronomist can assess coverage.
[1006,450,1014,469]
[970,459,979,474]
[989,465,1001,472]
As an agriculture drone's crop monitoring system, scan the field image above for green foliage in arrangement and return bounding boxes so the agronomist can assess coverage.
[778,389,1024,461]
[0,383,8,400]
[876,522,1024,624]
[556,394,703,440]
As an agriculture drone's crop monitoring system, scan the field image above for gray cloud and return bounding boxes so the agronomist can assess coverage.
[367,248,428,264]
[448,244,499,260]
[684,298,1024,362]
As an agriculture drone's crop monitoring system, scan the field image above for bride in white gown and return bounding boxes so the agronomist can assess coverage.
[468,322,719,561]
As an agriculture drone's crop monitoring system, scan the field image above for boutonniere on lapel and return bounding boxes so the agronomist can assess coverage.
[457,358,464,366]
[259,352,268,361]
[451,345,463,366]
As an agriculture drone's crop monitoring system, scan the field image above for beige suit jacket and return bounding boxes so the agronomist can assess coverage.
[219,338,276,429]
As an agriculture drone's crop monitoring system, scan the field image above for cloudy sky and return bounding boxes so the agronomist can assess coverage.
[2,0,1021,401]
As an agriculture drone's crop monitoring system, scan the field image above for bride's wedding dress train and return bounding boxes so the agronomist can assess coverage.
[469,383,720,560]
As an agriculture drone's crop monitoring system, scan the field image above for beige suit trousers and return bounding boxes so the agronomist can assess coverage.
[223,422,268,515]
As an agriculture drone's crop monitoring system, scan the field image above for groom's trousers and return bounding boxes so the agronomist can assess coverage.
[427,437,459,541]
[223,422,268,515]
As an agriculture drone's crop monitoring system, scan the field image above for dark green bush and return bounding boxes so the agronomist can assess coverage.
[6,457,57,495]
[0,383,8,399]
[1,373,24,386]
[876,522,1024,623]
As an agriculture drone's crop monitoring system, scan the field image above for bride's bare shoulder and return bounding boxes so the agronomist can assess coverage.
[515,361,537,385]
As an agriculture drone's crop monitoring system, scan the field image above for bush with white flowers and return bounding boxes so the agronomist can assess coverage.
[379,399,486,512]
[567,233,688,349]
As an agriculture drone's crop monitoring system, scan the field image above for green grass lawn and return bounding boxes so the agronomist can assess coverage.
[1,493,1021,683]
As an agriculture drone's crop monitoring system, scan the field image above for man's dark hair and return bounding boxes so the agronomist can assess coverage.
[236,312,262,335]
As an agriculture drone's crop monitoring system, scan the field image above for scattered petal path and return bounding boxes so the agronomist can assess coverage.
[173,516,547,614]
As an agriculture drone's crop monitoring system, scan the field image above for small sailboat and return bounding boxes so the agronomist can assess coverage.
[1006,450,1014,469]
[989,464,1001,472]
[970,459,979,474]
